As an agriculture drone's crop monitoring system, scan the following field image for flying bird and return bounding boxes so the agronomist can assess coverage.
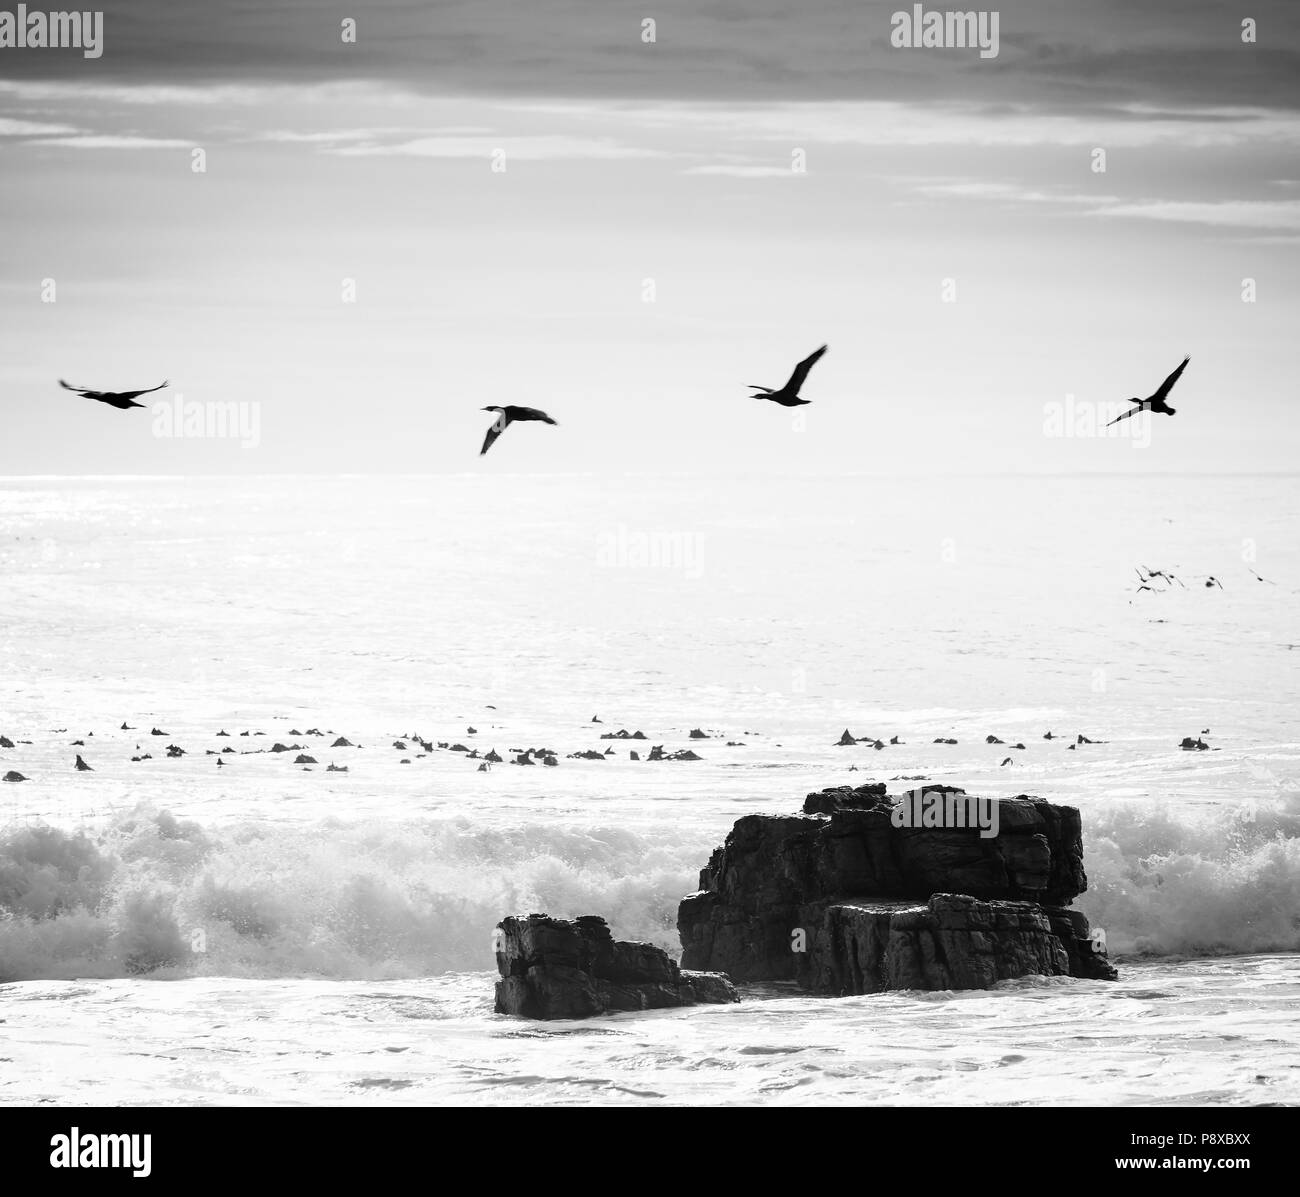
[749,344,828,406]
[59,379,168,410]
[480,405,557,456]
[1105,356,1190,427]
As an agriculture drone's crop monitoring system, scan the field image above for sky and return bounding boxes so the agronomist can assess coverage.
[1,0,1297,475]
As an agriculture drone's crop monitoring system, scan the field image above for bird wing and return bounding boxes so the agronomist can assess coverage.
[59,379,97,397]
[782,345,828,393]
[515,406,557,424]
[1105,406,1141,427]
[480,415,508,455]
[1154,356,1190,402]
[124,380,169,399]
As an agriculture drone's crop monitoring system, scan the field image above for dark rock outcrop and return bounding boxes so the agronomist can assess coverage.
[798,894,1115,993]
[678,783,1114,991]
[495,913,739,1020]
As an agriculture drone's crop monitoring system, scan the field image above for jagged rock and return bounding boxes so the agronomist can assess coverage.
[678,784,1097,988]
[294,753,318,764]
[3,771,26,782]
[933,737,958,744]
[689,728,709,739]
[1180,736,1210,751]
[331,737,352,748]
[802,782,886,815]
[0,735,14,748]
[494,914,738,1020]
[797,894,1116,993]
[837,728,856,746]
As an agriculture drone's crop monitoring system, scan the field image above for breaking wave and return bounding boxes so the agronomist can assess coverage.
[0,807,706,982]
[1078,786,1300,956]
[2,790,1298,982]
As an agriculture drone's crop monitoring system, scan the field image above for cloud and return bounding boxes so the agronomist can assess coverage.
[26,135,192,149]
[0,0,1295,115]
[329,134,667,161]
[0,117,81,136]
[1093,199,1300,230]
[915,180,1123,204]
[684,164,803,178]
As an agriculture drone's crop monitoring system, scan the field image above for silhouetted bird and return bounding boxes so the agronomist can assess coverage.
[480,405,557,455]
[1106,356,1189,427]
[60,379,168,410]
[749,344,827,406]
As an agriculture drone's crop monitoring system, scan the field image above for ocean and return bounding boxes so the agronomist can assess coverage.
[2,472,1298,1105]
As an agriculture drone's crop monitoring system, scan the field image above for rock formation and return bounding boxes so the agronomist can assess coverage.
[494,913,739,1020]
[678,783,1116,992]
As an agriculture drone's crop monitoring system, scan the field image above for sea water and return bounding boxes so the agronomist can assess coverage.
[1,472,1298,1104]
